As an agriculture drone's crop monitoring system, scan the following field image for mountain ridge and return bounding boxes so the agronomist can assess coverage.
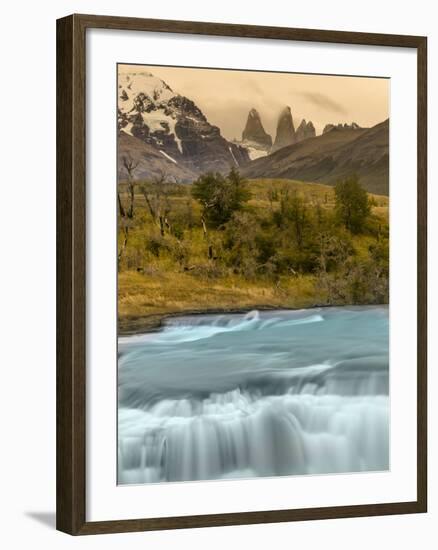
[241,119,389,195]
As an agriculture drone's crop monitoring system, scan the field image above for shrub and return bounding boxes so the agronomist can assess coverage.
[145,235,169,258]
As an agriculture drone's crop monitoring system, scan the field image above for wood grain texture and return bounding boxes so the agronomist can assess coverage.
[56,13,427,535]
[416,36,428,514]
[74,13,426,48]
[56,15,86,534]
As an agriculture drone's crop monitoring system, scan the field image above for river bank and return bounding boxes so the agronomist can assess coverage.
[118,269,325,334]
[118,304,324,334]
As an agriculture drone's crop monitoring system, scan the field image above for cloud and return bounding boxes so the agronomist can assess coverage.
[297,92,348,115]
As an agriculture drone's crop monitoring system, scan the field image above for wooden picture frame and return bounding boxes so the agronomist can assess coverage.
[56,13,427,535]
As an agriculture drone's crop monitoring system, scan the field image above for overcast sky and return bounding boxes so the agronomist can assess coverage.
[120,64,389,140]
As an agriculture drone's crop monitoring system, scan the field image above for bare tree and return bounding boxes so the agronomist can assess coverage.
[140,171,173,237]
[267,186,278,212]
[118,155,139,263]
[122,156,139,219]
[200,216,208,239]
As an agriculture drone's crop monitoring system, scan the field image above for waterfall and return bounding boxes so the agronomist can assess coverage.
[118,306,389,484]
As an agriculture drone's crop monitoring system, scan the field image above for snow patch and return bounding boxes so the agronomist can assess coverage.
[141,110,183,153]
[118,71,175,114]
[247,147,268,160]
[121,122,133,136]
[141,111,170,132]
[236,139,270,161]
[169,119,183,153]
[228,146,238,166]
[160,150,178,164]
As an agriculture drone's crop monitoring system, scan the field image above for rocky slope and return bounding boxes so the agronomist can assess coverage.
[118,71,249,181]
[241,119,389,195]
[323,119,389,194]
[118,132,198,183]
[271,106,297,152]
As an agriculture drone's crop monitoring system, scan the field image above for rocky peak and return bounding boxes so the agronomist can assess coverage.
[323,122,361,134]
[296,119,316,142]
[271,106,296,153]
[242,108,272,149]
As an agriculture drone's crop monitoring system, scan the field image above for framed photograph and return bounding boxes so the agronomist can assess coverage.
[56,14,427,535]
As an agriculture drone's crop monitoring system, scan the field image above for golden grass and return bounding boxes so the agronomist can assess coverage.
[118,270,322,331]
[117,178,388,330]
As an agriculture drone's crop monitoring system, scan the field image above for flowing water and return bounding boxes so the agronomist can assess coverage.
[118,306,389,484]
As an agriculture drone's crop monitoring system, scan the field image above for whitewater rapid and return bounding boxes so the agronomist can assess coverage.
[118,306,389,484]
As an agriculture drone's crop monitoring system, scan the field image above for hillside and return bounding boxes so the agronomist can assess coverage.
[241,120,389,195]
[118,132,198,182]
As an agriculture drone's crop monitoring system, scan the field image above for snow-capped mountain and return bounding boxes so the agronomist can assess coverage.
[118,71,249,180]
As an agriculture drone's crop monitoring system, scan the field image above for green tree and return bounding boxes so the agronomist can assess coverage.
[192,168,251,228]
[281,192,308,250]
[334,175,371,234]
[223,211,260,277]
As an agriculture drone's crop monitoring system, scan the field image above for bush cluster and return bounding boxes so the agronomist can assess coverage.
[118,170,389,305]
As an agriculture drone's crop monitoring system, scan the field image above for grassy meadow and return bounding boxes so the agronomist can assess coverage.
[118,175,389,333]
